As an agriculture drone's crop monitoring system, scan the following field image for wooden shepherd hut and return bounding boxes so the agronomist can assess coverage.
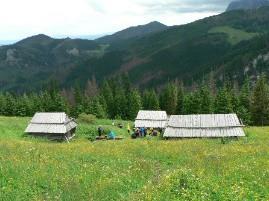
[25,112,77,141]
[164,114,245,138]
[135,110,168,129]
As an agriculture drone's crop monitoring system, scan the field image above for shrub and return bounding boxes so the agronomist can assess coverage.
[77,113,97,124]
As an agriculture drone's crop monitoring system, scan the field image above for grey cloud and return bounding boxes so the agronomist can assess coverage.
[140,0,232,14]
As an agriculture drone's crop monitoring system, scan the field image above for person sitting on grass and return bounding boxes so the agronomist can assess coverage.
[131,132,137,139]
[135,128,140,138]
[108,130,116,140]
[98,126,103,137]
[152,129,158,136]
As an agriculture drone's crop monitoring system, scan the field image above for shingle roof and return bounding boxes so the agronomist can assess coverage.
[135,110,167,120]
[25,112,77,134]
[135,110,168,128]
[164,114,245,138]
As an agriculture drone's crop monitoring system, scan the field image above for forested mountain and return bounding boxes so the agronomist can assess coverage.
[96,21,168,44]
[226,0,269,11]
[1,7,269,92]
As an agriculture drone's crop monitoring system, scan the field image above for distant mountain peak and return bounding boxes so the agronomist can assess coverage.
[96,21,168,44]
[226,0,269,11]
[15,34,53,46]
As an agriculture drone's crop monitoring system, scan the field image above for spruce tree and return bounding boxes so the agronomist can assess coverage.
[128,89,142,120]
[143,89,159,110]
[251,74,269,126]
[160,82,178,114]
[100,81,114,118]
[85,76,98,98]
[199,84,212,114]
[114,85,128,119]
[214,85,233,114]
[176,83,184,114]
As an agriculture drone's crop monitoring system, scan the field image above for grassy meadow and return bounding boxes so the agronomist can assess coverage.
[208,26,258,45]
[0,116,269,200]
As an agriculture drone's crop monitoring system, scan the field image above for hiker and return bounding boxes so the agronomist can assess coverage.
[149,127,154,135]
[108,130,116,140]
[97,126,103,137]
[152,129,158,136]
[127,123,131,134]
[140,127,145,137]
[135,128,140,137]
[144,127,148,137]
[131,132,137,139]
[118,123,123,129]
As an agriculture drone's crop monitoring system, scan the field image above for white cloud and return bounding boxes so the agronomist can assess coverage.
[0,0,228,40]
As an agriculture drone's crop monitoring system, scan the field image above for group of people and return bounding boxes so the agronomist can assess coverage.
[130,127,160,139]
[97,123,162,140]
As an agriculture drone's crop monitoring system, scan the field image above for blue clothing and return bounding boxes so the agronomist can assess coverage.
[108,131,116,139]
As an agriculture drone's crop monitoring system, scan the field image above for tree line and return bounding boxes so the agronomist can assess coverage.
[1,74,269,126]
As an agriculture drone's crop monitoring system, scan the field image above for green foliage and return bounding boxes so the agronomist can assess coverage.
[160,82,178,115]
[251,74,269,126]
[128,89,142,120]
[2,74,269,126]
[77,113,97,124]
[143,89,160,110]
[214,85,233,114]
[199,84,213,114]
[176,83,184,114]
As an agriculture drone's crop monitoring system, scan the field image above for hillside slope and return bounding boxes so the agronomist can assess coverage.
[1,8,269,91]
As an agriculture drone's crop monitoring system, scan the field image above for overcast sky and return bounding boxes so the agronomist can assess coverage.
[0,0,231,40]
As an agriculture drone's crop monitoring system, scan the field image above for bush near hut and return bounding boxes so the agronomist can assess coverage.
[77,113,97,124]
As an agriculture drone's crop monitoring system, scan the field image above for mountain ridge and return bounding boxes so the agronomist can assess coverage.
[96,21,168,44]
[1,8,269,92]
[226,0,269,11]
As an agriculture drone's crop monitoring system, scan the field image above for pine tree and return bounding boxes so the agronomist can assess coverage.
[199,84,212,114]
[85,76,98,98]
[89,96,107,119]
[176,83,184,114]
[114,85,128,119]
[160,82,178,114]
[240,77,251,110]
[128,89,142,120]
[251,74,269,126]
[143,89,159,110]
[183,94,191,114]
[214,85,233,114]
[100,81,114,118]
[189,92,201,114]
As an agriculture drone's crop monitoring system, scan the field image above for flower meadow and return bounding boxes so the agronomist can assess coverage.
[0,116,268,200]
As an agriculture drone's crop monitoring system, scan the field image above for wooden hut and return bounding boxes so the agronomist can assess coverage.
[25,112,77,141]
[164,114,245,138]
[135,110,168,129]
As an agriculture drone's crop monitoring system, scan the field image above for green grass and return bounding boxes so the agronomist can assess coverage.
[208,26,258,45]
[0,116,269,200]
